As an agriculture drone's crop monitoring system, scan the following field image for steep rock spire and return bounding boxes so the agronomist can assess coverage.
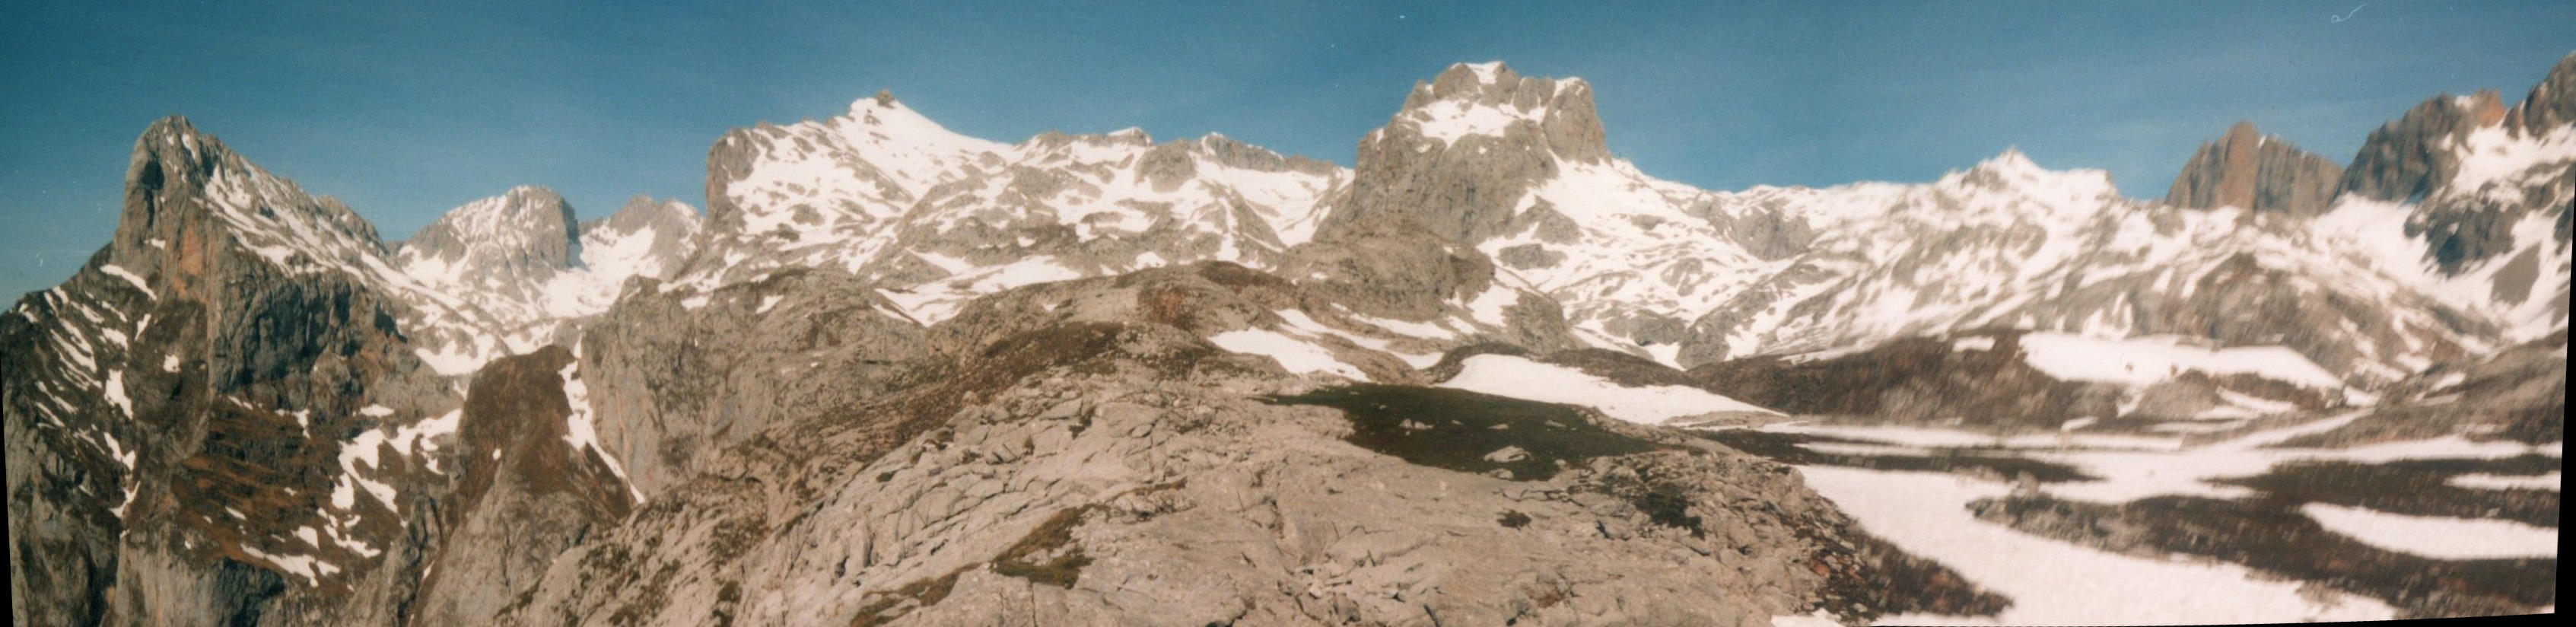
[2164,120,2345,216]
[1318,62,1610,243]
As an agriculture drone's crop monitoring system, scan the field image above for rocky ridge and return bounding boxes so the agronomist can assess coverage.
[2164,120,2345,216]
[8,53,2573,627]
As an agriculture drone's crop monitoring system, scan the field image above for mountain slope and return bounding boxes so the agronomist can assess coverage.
[6,117,469,626]
[2314,53,2574,344]
[679,92,1347,323]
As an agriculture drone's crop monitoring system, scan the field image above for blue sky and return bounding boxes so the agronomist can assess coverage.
[5,0,2571,296]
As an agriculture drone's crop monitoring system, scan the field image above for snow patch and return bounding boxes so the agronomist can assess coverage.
[1438,354,1776,424]
[2444,471,2559,491]
[103,370,132,418]
[98,264,154,298]
[1207,328,1369,380]
[2300,503,2559,559]
[2018,333,2342,390]
[1800,465,2394,625]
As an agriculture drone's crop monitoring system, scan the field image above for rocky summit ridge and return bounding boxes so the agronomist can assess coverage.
[2164,120,2345,216]
[8,54,2572,627]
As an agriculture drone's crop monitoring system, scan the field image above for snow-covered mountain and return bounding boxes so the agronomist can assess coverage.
[8,51,2570,627]
[2317,53,2574,344]
[390,188,702,370]
[1297,62,2523,392]
[679,91,1347,323]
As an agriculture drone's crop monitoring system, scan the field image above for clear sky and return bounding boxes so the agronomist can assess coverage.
[5,0,2571,296]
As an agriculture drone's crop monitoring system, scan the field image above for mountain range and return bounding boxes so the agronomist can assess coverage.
[8,53,2568,625]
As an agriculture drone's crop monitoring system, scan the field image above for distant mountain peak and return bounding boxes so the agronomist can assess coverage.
[1390,62,1608,163]
[1943,148,2118,202]
[1320,62,1611,243]
[2164,120,2344,216]
[394,186,580,286]
[2505,52,2576,135]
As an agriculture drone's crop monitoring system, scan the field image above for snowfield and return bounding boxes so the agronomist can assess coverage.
[1436,354,1778,424]
[2447,471,2561,491]
[2015,333,2344,390]
[2299,503,2559,559]
[1798,465,2396,625]
[1736,411,2562,624]
[1207,328,1369,381]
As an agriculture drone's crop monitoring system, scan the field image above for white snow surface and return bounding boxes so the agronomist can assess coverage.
[1741,415,2563,621]
[1798,465,2395,625]
[1207,328,1369,381]
[679,92,1348,318]
[2016,333,2344,390]
[2447,471,2560,491]
[1754,410,2561,510]
[1438,354,1776,424]
[2300,503,2559,559]
[103,370,132,418]
[98,264,154,298]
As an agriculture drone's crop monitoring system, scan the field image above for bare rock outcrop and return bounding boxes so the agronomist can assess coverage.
[2164,120,2344,216]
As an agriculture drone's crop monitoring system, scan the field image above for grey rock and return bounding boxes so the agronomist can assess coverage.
[1318,62,1606,244]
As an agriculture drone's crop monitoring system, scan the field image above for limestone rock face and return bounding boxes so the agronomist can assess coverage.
[493,300,1990,627]
[406,345,634,627]
[13,53,2576,627]
[7,117,462,627]
[577,269,927,498]
[2164,121,2345,216]
[1320,62,1607,244]
[2506,53,2576,138]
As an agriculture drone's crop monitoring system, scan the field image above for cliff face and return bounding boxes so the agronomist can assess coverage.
[2341,90,2511,205]
[2164,121,2345,217]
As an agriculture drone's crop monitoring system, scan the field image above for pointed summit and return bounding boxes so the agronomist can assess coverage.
[1394,61,1608,162]
[110,116,387,298]
[1319,62,1611,243]
[2506,51,2576,135]
[393,186,580,290]
[578,195,701,285]
[2342,89,2511,202]
[2164,120,2344,216]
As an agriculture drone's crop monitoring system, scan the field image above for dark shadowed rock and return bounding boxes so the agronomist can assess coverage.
[2340,90,2507,204]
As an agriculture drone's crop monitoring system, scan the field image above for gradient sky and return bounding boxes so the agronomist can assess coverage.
[5,0,2571,296]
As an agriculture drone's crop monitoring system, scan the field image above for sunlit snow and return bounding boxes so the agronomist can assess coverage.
[1438,354,1776,424]
[1207,328,1369,380]
[2300,503,2559,559]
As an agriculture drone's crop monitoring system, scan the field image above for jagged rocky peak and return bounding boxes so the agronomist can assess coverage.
[2164,120,2345,216]
[2507,51,2576,135]
[1191,131,1343,175]
[2339,88,2510,202]
[589,193,700,237]
[578,194,701,283]
[394,185,581,283]
[1322,62,1611,243]
[112,115,387,296]
[1395,61,1609,162]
